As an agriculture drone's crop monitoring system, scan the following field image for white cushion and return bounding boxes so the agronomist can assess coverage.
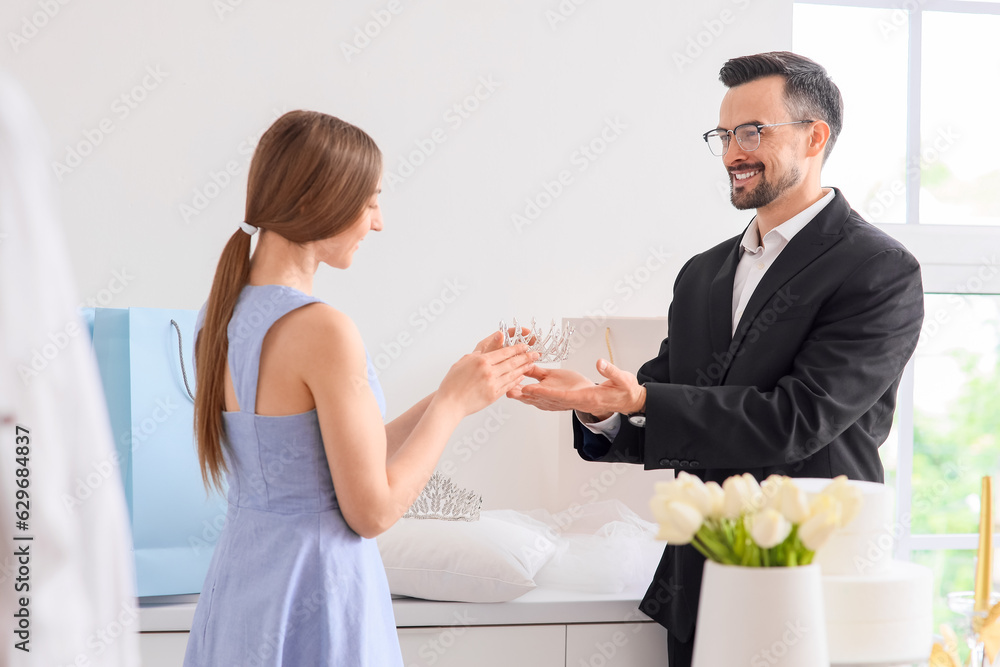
[376,512,558,603]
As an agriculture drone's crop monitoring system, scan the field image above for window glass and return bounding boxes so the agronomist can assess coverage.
[793,4,908,223]
[912,294,1000,534]
[921,12,1000,225]
[912,549,980,664]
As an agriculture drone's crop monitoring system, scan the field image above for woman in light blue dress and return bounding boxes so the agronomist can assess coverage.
[183,111,536,666]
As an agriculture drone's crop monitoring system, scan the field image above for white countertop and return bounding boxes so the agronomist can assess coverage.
[140,540,666,632]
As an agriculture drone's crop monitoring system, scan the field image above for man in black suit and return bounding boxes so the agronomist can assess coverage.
[509,51,924,667]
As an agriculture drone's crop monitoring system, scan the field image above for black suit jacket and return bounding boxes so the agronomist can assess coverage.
[573,188,924,643]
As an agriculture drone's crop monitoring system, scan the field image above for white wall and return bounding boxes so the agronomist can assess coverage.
[0,0,792,512]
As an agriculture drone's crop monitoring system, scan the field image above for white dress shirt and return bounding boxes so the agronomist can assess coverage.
[580,188,835,440]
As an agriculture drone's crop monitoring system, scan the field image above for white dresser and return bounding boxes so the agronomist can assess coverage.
[138,545,669,667]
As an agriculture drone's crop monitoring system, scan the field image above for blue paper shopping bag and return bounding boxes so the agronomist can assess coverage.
[88,306,227,597]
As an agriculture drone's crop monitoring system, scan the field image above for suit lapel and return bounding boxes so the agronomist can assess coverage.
[723,189,850,379]
[707,237,743,373]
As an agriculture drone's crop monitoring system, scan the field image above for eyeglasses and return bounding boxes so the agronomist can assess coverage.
[702,120,815,157]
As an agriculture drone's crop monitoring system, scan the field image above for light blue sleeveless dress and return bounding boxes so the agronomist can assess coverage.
[183,284,403,667]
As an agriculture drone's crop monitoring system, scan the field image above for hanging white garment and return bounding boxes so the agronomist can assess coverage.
[0,72,140,667]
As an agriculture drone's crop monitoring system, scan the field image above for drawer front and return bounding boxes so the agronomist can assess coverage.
[566,622,668,666]
[140,632,190,667]
[398,624,565,667]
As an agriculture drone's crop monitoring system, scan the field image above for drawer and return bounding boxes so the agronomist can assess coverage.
[398,624,565,667]
[139,632,189,667]
[565,622,668,666]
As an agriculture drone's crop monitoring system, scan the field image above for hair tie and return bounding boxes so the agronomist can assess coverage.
[239,221,258,236]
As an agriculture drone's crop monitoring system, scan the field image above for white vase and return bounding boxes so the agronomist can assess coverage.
[692,560,829,667]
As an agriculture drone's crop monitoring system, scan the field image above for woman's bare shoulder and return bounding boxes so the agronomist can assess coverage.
[270,301,365,368]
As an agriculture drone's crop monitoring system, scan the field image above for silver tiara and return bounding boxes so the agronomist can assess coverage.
[500,317,574,363]
[403,472,483,522]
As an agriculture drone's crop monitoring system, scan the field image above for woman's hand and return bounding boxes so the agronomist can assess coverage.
[436,333,538,417]
[471,327,534,354]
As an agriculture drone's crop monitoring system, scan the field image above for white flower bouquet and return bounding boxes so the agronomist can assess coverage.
[650,472,863,567]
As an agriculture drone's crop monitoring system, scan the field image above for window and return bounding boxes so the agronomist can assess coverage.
[794,0,1000,637]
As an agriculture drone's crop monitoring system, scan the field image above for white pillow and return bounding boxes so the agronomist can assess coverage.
[528,500,659,593]
[376,512,559,603]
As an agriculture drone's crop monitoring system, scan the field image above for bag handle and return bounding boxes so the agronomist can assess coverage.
[170,319,196,402]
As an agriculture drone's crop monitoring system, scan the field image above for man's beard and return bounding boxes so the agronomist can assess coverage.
[730,163,802,210]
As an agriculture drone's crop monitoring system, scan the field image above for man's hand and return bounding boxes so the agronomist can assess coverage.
[507,359,646,417]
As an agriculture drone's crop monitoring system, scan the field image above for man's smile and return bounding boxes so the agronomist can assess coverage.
[729,164,764,188]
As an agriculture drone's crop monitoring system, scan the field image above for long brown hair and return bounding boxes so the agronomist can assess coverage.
[194,110,383,491]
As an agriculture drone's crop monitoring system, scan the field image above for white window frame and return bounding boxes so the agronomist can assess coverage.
[795,0,1000,561]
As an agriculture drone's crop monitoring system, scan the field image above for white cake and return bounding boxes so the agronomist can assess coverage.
[796,478,933,666]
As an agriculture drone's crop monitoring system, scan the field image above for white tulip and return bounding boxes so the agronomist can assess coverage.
[653,480,680,502]
[748,508,792,549]
[759,475,785,512]
[652,477,691,507]
[798,507,840,551]
[673,471,714,516]
[651,489,672,519]
[742,473,764,510]
[722,475,751,519]
[807,493,843,525]
[821,476,864,527]
[651,479,706,531]
[704,481,725,520]
[650,499,704,544]
[778,479,811,524]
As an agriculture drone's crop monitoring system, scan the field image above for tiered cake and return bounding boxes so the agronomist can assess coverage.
[799,478,933,665]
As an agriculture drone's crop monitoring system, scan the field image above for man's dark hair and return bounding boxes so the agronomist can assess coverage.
[719,51,843,163]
